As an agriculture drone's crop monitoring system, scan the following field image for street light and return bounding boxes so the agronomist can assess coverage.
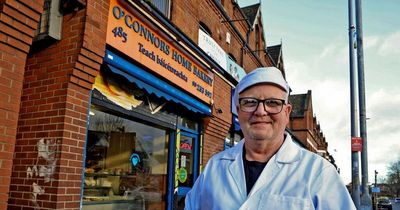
[373,170,378,210]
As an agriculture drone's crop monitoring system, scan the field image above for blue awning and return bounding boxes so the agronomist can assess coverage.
[104,50,211,115]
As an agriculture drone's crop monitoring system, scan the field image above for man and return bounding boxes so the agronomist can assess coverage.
[185,67,356,210]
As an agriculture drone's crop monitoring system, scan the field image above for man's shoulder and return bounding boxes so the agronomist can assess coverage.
[203,142,243,170]
[298,147,337,172]
[211,144,241,161]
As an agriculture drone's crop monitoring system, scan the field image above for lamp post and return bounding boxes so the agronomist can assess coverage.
[354,0,372,208]
[348,0,361,208]
[374,170,378,210]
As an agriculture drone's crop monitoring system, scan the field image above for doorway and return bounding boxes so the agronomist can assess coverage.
[173,128,199,209]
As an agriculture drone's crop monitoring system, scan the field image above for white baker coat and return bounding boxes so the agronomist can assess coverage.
[185,133,356,210]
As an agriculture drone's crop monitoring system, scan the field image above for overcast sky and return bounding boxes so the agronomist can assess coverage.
[238,0,400,184]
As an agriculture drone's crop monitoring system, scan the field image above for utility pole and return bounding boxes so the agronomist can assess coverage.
[374,170,378,210]
[355,0,372,209]
[348,0,361,208]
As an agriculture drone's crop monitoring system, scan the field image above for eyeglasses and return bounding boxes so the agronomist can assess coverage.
[238,97,286,114]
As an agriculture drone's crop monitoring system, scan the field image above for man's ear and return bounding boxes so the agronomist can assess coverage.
[285,104,292,117]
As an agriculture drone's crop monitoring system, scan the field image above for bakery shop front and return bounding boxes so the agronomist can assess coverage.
[81,1,213,209]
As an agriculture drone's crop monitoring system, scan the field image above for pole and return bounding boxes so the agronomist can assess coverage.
[355,0,372,209]
[348,0,361,208]
[374,170,378,210]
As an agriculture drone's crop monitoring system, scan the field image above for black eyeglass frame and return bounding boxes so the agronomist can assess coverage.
[238,97,287,114]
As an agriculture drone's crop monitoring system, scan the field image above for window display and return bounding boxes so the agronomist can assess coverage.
[224,132,242,150]
[82,107,168,210]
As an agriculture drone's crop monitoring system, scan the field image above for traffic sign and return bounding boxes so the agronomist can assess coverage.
[372,187,380,193]
[351,137,362,152]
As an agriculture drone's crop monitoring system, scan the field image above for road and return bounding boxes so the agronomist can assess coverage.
[391,200,400,210]
[378,199,400,210]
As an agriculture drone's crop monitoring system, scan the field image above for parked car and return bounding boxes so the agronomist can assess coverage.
[377,198,392,210]
[395,197,400,203]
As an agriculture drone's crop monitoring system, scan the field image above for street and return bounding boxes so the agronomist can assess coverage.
[391,200,400,210]
[377,199,400,210]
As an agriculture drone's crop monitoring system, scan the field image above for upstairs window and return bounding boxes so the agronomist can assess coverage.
[147,0,171,18]
[227,53,237,63]
[255,25,260,56]
[216,0,225,7]
[199,22,212,36]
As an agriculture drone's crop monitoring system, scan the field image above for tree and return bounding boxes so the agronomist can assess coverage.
[386,159,400,197]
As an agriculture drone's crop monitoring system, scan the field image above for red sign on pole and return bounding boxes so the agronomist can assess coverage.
[351,137,362,152]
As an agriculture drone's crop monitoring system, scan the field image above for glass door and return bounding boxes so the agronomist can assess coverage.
[173,130,198,210]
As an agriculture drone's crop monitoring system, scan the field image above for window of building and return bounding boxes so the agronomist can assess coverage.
[216,0,225,7]
[227,53,237,63]
[224,132,242,150]
[82,107,168,209]
[178,117,198,132]
[147,0,171,18]
[255,25,260,56]
[34,0,62,42]
[199,22,212,36]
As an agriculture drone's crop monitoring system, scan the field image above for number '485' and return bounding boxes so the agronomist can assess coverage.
[112,27,127,42]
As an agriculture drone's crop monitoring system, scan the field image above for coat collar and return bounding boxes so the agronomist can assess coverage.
[274,133,301,165]
[221,133,302,200]
[220,132,301,166]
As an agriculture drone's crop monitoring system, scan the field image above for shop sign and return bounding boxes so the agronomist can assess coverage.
[198,29,227,70]
[371,187,380,193]
[180,142,192,150]
[178,167,188,183]
[226,57,246,82]
[351,137,362,152]
[106,0,214,104]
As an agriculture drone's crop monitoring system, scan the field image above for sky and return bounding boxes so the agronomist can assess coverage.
[238,0,400,184]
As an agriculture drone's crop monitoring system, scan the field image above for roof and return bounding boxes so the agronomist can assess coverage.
[267,44,282,66]
[289,91,311,118]
[241,3,260,27]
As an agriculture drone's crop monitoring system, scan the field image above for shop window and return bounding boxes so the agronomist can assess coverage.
[92,67,179,128]
[178,117,198,132]
[224,132,242,150]
[82,107,168,210]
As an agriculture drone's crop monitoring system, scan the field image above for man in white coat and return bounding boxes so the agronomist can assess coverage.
[185,67,356,210]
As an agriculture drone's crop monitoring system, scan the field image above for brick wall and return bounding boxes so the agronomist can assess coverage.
[171,0,272,73]
[169,0,274,164]
[202,73,231,164]
[7,0,108,209]
[2,0,277,208]
[0,0,44,209]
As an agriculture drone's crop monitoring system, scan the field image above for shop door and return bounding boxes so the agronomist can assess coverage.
[173,130,199,210]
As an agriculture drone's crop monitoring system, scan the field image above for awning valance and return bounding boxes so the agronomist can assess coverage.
[104,50,211,116]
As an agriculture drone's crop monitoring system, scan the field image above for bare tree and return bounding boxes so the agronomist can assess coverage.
[386,160,400,197]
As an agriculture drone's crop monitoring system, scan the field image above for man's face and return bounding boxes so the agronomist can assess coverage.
[237,84,291,143]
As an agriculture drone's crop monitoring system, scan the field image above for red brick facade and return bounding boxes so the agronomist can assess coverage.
[202,75,231,162]
[0,1,45,209]
[3,0,109,209]
[171,0,273,70]
[288,91,331,161]
[1,0,275,209]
